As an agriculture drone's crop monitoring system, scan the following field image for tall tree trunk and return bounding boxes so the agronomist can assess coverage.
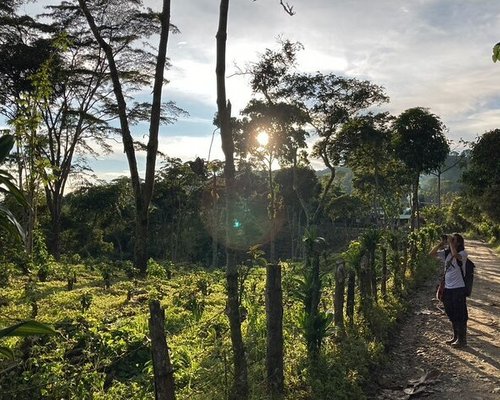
[46,183,63,260]
[381,247,387,300]
[135,202,149,273]
[359,254,371,313]
[346,269,355,327]
[269,159,276,262]
[211,173,219,268]
[304,242,322,356]
[370,248,378,303]
[411,174,419,231]
[437,170,441,208]
[79,0,171,274]
[216,1,248,398]
[334,260,345,332]
[266,160,284,396]
[266,263,284,397]
[149,300,176,400]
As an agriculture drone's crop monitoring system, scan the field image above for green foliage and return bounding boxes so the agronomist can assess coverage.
[0,262,14,287]
[342,240,363,271]
[0,320,57,339]
[80,292,93,313]
[463,129,500,224]
[0,227,436,399]
[392,107,449,176]
[0,320,57,359]
[146,258,172,280]
[492,42,500,62]
[0,134,28,241]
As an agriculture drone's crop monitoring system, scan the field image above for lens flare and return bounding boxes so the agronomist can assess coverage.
[257,131,269,146]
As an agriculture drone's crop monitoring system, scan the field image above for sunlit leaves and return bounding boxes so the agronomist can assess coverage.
[492,42,500,62]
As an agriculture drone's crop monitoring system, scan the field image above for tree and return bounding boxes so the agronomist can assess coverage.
[62,177,134,258]
[462,129,500,223]
[0,134,28,240]
[150,157,209,263]
[492,42,500,62]
[284,72,389,226]
[215,3,294,398]
[238,40,310,262]
[428,151,466,207]
[392,107,449,231]
[283,72,387,357]
[332,113,410,224]
[0,8,60,256]
[215,1,248,398]
[77,0,176,273]
[275,166,321,258]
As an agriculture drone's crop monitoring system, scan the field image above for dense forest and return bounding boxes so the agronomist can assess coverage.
[1,1,499,399]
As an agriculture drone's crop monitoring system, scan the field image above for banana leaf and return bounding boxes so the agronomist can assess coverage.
[0,320,57,339]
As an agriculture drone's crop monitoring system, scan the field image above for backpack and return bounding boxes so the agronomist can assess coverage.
[459,258,475,297]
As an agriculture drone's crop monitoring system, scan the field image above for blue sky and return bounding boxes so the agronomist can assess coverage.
[8,0,500,180]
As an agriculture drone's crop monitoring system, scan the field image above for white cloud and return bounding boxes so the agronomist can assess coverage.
[7,0,500,180]
[159,134,223,162]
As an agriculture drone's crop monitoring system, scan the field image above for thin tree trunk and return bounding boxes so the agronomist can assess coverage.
[346,269,355,327]
[216,1,248,398]
[437,170,442,208]
[135,204,149,273]
[79,0,171,274]
[370,248,378,303]
[411,175,419,231]
[269,160,276,262]
[359,254,371,313]
[149,300,176,400]
[334,260,345,331]
[381,247,387,300]
[266,263,284,397]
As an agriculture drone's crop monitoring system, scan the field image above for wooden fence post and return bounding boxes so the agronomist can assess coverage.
[149,300,176,400]
[266,263,284,397]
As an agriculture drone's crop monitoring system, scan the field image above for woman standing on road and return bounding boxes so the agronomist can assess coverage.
[430,233,468,348]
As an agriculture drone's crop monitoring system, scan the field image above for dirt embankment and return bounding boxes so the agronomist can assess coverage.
[372,240,499,400]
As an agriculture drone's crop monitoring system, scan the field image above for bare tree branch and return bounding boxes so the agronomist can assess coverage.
[280,0,295,16]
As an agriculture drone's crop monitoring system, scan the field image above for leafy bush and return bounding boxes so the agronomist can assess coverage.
[147,258,172,280]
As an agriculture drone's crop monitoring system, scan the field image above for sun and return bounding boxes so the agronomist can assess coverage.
[256,131,269,146]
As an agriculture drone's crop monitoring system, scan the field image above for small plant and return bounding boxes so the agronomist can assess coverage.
[98,262,113,289]
[23,279,39,318]
[67,271,77,291]
[32,229,52,282]
[63,265,78,291]
[196,278,211,296]
[185,292,205,321]
[147,258,169,280]
[80,292,93,313]
[117,260,138,279]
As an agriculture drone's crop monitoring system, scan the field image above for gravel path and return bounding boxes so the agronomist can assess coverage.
[371,240,500,400]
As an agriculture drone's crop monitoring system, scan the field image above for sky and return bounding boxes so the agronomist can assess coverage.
[10,0,500,181]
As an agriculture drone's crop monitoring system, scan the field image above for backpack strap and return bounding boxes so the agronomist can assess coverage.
[456,257,466,286]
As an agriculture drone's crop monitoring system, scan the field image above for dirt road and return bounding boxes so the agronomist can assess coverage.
[372,240,500,400]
